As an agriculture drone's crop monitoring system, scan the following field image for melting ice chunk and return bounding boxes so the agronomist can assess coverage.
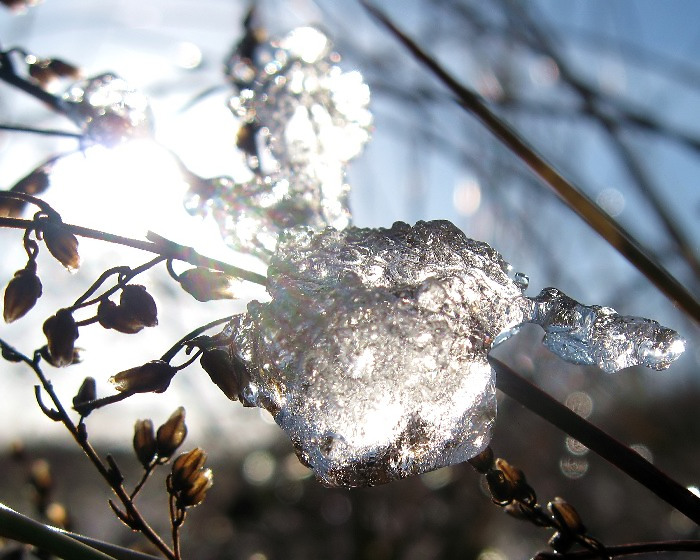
[223,220,684,487]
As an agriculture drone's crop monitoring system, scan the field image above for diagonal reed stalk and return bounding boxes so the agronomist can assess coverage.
[361,1,700,324]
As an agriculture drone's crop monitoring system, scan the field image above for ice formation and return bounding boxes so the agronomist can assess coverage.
[61,73,153,147]
[223,221,685,487]
[185,26,372,259]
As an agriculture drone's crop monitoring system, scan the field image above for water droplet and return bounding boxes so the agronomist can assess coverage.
[513,272,529,291]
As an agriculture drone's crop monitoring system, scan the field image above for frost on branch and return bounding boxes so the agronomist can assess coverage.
[223,221,685,487]
[186,26,372,260]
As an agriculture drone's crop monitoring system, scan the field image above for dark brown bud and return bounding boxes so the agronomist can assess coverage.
[119,285,158,327]
[42,309,79,367]
[468,446,494,473]
[236,122,260,157]
[178,468,213,508]
[97,299,140,333]
[3,263,42,323]
[133,419,157,468]
[178,268,236,302]
[42,219,80,271]
[72,377,97,411]
[0,167,51,218]
[110,360,176,394]
[548,497,585,535]
[486,468,514,505]
[200,349,241,400]
[495,458,536,504]
[156,407,187,460]
[40,345,82,367]
[171,448,207,490]
[47,59,80,79]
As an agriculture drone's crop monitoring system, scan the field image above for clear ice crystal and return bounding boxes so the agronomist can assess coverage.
[61,73,153,147]
[186,26,372,261]
[223,221,685,487]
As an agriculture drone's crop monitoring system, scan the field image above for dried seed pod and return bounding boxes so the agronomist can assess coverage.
[72,377,97,411]
[42,219,80,271]
[178,268,236,302]
[178,468,213,508]
[495,458,536,504]
[0,164,52,218]
[171,448,207,490]
[485,468,514,505]
[548,497,585,534]
[40,345,82,367]
[156,407,187,460]
[47,59,80,79]
[119,285,158,327]
[133,419,157,468]
[3,263,42,323]
[97,299,139,333]
[468,446,494,474]
[110,360,176,394]
[42,309,79,367]
[200,349,242,400]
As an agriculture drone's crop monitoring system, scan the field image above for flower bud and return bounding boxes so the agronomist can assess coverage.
[3,263,42,323]
[548,531,574,554]
[40,345,82,367]
[47,59,80,79]
[110,360,176,394]
[156,407,187,460]
[119,285,158,327]
[42,309,79,367]
[171,448,207,490]
[495,458,536,504]
[133,419,157,468]
[97,299,140,333]
[72,377,97,410]
[200,349,241,400]
[42,219,80,271]
[548,497,585,535]
[486,468,514,504]
[178,268,236,302]
[178,468,213,508]
[0,166,51,218]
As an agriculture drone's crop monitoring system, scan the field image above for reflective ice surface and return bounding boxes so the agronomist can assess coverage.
[61,73,153,147]
[224,221,685,487]
[186,26,372,260]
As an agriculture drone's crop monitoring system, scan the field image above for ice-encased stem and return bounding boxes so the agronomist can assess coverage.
[524,287,685,373]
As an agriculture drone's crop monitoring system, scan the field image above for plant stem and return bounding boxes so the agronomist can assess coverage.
[361,1,700,324]
[534,539,700,559]
[489,356,700,525]
[0,214,267,286]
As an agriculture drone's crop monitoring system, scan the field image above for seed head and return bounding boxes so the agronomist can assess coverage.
[178,268,236,302]
[1,165,51,217]
[42,219,80,271]
[548,497,585,534]
[110,360,176,394]
[156,407,187,460]
[200,349,242,400]
[133,419,157,468]
[178,468,213,508]
[119,284,158,327]
[42,309,79,367]
[72,377,97,412]
[3,263,42,323]
[171,447,207,489]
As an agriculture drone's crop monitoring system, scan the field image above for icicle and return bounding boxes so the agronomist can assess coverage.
[222,221,685,488]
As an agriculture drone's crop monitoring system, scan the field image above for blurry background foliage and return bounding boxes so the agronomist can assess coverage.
[0,1,699,559]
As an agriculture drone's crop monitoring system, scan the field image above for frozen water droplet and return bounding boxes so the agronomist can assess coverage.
[527,287,685,373]
[61,73,153,147]
[513,272,529,291]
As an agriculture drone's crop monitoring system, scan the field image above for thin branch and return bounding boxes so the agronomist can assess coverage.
[0,123,84,139]
[361,1,700,323]
[0,213,267,286]
[489,356,700,526]
[535,539,700,559]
